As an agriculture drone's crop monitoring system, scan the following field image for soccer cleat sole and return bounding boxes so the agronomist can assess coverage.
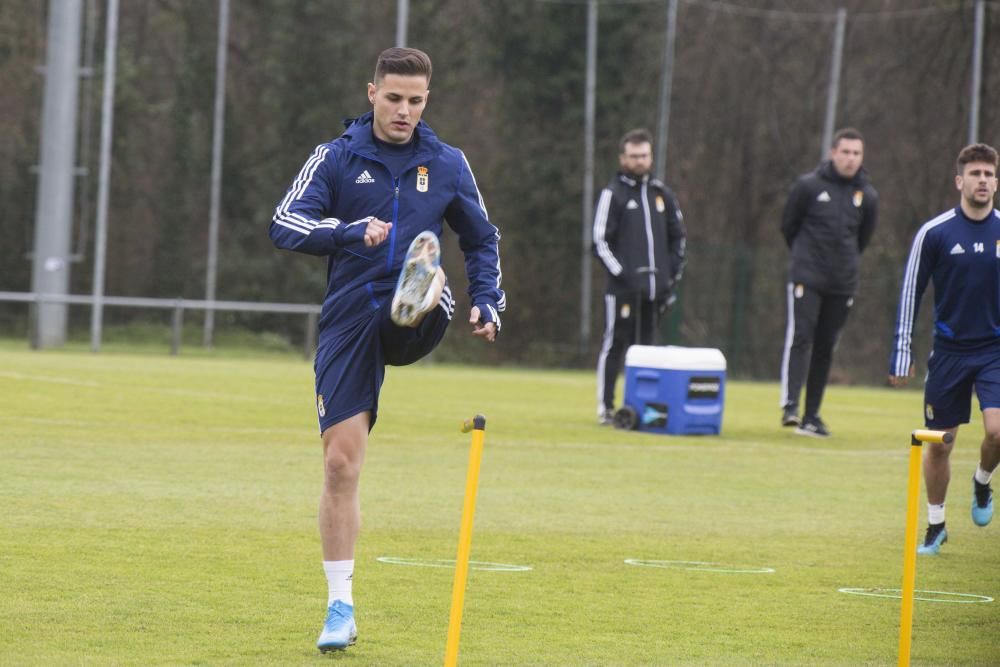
[391,233,440,327]
[793,427,829,438]
[318,636,357,653]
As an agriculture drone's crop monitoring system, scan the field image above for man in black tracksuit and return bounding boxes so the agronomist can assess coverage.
[594,129,686,425]
[780,128,878,437]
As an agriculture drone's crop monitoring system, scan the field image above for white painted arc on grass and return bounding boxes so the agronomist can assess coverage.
[376,557,532,571]
[838,588,994,603]
[625,559,775,573]
[0,370,101,387]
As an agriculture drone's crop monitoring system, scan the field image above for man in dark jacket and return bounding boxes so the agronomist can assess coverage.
[593,129,686,425]
[779,127,878,437]
[270,47,503,652]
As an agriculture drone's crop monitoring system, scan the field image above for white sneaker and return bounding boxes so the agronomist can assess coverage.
[391,231,441,326]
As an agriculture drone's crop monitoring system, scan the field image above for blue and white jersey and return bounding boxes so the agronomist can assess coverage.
[890,207,1000,375]
[269,112,505,339]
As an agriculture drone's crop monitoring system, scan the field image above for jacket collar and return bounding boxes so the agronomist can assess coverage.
[818,159,868,187]
[340,111,443,163]
[618,172,650,188]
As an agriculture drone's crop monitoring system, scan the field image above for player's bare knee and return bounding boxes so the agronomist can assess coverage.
[983,427,1000,449]
[926,440,954,458]
[322,446,362,490]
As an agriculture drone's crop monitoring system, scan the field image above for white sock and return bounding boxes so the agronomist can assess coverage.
[927,503,945,525]
[323,560,354,606]
[975,466,993,485]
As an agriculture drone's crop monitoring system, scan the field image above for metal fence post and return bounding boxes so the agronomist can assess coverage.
[304,311,317,360]
[820,7,846,160]
[579,0,598,356]
[969,0,984,144]
[655,0,679,182]
[28,299,39,350]
[202,0,230,349]
[90,0,120,354]
[171,300,184,355]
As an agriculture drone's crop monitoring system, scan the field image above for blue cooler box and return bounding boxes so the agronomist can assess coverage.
[623,345,726,435]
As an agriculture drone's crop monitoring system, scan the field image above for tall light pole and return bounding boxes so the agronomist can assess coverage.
[31,0,84,348]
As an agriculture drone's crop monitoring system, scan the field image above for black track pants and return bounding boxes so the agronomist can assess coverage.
[779,283,852,419]
[596,293,662,414]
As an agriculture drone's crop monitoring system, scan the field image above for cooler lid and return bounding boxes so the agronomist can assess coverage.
[625,345,727,371]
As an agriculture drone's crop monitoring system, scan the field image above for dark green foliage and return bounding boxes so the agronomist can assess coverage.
[2,0,998,380]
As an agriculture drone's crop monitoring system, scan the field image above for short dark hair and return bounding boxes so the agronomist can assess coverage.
[374,47,432,85]
[832,127,864,148]
[956,143,999,174]
[619,128,653,153]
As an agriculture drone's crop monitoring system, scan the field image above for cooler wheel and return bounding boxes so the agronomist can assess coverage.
[613,406,638,430]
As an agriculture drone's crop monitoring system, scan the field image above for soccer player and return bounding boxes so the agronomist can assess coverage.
[889,142,999,555]
[779,128,878,437]
[269,47,504,650]
[593,128,686,425]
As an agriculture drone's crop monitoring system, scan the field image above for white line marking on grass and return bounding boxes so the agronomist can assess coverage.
[532,437,910,460]
[838,588,993,603]
[625,559,775,574]
[0,415,97,427]
[0,371,100,387]
[0,371,304,406]
[834,405,900,415]
[376,557,531,571]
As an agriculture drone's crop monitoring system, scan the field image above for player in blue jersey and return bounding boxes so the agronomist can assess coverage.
[269,47,504,650]
[889,143,999,555]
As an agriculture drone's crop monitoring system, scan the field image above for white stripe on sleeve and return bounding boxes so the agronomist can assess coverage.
[593,189,623,276]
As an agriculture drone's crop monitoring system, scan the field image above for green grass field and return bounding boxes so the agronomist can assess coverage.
[2,344,997,665]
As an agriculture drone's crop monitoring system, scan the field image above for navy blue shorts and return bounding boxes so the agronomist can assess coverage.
[314,282,453,434]
[924,347,1000,428]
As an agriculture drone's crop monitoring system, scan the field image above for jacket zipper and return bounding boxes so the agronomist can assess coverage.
[640,181,657,297]
[346,149,402,274]
[387,180,400,272]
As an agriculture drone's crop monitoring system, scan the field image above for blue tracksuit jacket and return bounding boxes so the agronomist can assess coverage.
[890,207,1000,376]
[269,112,505,341]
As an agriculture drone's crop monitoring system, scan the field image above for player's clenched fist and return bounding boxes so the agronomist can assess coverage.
[364,218,392,247]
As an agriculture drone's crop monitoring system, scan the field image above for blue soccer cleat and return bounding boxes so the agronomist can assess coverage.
[916,523,947,555]
[972,477,993,527]
[391,231,441,327]
[317,600,357,652]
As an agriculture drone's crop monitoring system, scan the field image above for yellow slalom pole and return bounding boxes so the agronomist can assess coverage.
[898,429,952,667]
[444,415,487,667]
